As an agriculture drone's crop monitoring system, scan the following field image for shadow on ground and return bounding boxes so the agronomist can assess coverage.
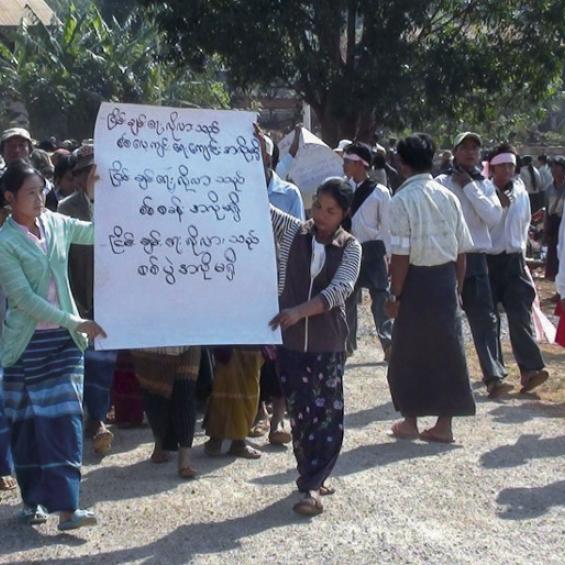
[480,434,565,469]
[5,495,300,564]
[496,479,565,520]
[344,401,396,428]
[250,439,460,486]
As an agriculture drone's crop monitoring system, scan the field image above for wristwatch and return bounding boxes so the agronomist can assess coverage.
[388,293,400,303]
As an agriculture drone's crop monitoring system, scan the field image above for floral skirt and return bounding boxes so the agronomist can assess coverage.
[278,348,345,493]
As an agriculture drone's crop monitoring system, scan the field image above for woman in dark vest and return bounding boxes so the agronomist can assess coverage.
[269,177,361,517]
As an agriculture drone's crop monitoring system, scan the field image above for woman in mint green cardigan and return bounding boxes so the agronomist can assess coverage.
[0,160,105,530]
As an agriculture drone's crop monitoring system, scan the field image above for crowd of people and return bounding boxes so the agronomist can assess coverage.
[0,121,564,528]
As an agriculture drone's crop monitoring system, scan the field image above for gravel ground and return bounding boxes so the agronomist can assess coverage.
[1,298,564,564]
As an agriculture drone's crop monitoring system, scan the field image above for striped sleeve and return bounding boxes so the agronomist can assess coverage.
[270,204,301,244]
[320,237,362,309]
[0,243,82,329]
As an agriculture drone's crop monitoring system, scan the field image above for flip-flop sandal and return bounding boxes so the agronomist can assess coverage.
[178,465,198,479]
[248,420,270,438]
[57,509,97,531]
[319,484,335,496]
[93,430,113,455]
[227,445,262,459]
[519,370,549,394]
[293,497,324,516]
[0,476,17,491]
[19,505,48,525]
[419,429,454,444]
[268,429,292,445]
[388,423,419,440]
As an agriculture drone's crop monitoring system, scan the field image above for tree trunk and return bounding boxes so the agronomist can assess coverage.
[317,105,375,148]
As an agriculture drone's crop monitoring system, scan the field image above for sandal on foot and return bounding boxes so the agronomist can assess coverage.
[519,370,549,394]
[227,444,261,459]
[248,419,269,438]
[19,505,48,525]
[93,430,113,455]
[388,422,418,440]
[419,429,454,444]
[319,484,335,496]
[57,509,97,531]
[293,496,323,517]
[0,476,17,491]
[268,429,291,445]
[178,465,198,479]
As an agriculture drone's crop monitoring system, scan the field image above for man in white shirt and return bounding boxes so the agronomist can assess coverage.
[385,133,475,443]
[343,143,393,360]
[520,155,544,212]
[538,155,553,189]
[486,145,548,395]
[437,132,506,395]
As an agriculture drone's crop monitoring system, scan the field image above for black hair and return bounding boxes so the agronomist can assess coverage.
[538,154,548,164]
[37,139,57,152]
[316,177,354,212]
[1,159,46,195]
[372,153,386,170]
[54,154,76,181]
[488,143,518,161]
[396,133,436,173]
[344,142,373,168]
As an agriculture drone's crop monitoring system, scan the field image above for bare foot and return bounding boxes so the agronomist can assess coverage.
[388,419,419,440]
[178,447,197,479]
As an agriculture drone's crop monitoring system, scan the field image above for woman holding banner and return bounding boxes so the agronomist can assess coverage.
[269,177,361,517]
[0,160,105,530]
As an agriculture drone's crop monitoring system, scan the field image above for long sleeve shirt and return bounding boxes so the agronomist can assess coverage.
[488,180,531,255]
[351,182,391,253]
[0,210,93,367]
[436,174,502,253]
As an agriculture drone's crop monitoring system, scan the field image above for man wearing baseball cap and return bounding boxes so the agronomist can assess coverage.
[437,132,506,397]
[0,127,33,166]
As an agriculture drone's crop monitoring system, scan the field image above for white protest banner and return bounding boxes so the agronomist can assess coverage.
[93,102,281,350]
[278,128,344,209]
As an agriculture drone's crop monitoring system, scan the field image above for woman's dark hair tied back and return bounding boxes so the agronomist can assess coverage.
[316,177,354,212]
[1,159,46,195]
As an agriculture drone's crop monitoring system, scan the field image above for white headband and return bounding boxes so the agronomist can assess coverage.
[344,153,370,167]
[490,152,517,166]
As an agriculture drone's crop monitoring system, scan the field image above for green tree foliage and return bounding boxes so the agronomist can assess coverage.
[141,0,565,145]
[0,3,230,140]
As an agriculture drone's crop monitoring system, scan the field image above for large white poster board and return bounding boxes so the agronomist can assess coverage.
[278,128,344,209]
[93,102,281,350]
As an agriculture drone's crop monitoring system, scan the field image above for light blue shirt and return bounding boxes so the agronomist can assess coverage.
[267,170,305,220]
